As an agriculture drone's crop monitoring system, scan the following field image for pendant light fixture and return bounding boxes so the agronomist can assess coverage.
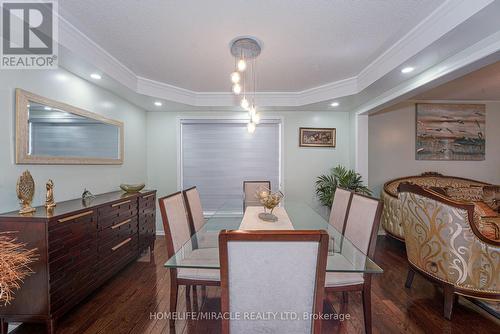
[230,37,262,132]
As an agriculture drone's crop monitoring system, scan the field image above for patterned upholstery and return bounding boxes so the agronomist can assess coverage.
[381,173,497,241]
[399,190,499,296]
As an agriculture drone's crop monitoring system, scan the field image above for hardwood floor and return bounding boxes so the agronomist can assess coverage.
[9,236,499,334]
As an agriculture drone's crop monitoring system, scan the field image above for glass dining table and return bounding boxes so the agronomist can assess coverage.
[164,199,383,274]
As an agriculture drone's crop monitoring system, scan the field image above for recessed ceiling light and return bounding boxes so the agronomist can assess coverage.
[90,73,102,80]
[401,67,414,74]
[330,102,339,107]
[154,101,163,106]
[44,106,52,110]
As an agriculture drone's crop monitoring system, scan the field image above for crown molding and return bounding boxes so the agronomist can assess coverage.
[57,0,495,107]
[356,0,494,91]
[354,30,500,116]
[58,14,138,91]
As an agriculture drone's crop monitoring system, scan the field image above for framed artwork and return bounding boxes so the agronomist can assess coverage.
[416,103,485,161]
[299,127,336,148]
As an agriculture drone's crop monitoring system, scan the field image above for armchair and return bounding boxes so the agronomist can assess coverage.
[399,183,499,319]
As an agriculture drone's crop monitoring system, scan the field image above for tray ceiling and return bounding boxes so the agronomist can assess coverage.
[59,0,444,92]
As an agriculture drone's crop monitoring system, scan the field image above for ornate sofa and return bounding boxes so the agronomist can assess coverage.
[399,183,499,319]
[381,172,499,242]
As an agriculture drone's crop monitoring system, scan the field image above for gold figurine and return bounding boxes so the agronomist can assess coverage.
[45,179,56,209]
[16,170,35,214]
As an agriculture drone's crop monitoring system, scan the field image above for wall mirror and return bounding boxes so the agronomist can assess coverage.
[16,89,124,164]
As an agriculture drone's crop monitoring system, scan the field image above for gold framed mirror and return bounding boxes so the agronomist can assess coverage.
[16,89,124,165]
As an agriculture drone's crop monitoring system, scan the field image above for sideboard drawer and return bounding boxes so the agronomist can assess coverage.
[98,198,138,230]
[97,234,138,283]
[138,192,156,252]
[98,216,138,247]
[48,210,98,313]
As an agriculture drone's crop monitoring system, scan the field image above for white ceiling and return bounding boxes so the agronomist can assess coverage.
[59,0,444,92]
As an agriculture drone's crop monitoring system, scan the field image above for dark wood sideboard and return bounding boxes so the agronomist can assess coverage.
[0,190,157,334]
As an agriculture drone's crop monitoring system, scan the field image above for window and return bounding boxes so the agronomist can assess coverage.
[181,119,281,213]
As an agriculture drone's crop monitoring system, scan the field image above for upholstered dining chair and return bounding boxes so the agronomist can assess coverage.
[219,230,328,334]
[183,186,206,235]
[324,193,383,334]
[399,183,500,320]
[329,187,354,234]
[158,192,220,327]
[243,180,271,211]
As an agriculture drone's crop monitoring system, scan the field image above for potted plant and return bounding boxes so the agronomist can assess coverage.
[315,165,371,208]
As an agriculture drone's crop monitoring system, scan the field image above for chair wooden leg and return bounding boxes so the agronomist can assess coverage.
[192,285,199,313]
[201,285,207,301]
[46,319,55,334]
[362,284,372,334]
[443,285,455,320]
[1,319,8,334]
[169,279,179,328]
[150,237,155,253]
[341,291,349,305]
[405,268,415,288]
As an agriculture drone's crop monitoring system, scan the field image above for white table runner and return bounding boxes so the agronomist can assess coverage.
[239,206,294,230]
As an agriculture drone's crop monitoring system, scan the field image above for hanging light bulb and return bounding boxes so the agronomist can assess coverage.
[252,112,261,124]
[230,71,240,84]
[237,59,247,72]
[248,105,256,118]
[240,98,250,110]
[232,83,242,95]
[247,121,256,133]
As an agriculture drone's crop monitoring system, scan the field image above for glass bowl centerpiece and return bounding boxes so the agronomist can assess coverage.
[256,187,284,222]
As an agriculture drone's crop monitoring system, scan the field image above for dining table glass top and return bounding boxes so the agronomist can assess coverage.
[164,199,383,274]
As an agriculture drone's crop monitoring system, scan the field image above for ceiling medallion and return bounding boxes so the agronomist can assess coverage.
[229,37,262,133]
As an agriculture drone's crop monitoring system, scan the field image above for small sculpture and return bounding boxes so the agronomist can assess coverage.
[44,179,56,209]
[16,170,35,214]
[256,186,284,222]
[82,188,95,206]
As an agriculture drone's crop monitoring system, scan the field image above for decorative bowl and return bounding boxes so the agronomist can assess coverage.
[120,183,145,193]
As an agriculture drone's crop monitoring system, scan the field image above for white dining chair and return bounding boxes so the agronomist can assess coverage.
[219,230,329,334]
[324,193,383,334]
[243,180,271,211]
[328,187,353,234]
[158,192,220,328]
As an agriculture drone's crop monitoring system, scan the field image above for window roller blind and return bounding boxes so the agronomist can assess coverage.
[182,121,280,212]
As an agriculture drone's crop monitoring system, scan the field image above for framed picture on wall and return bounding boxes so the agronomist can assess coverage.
[416,103,485,161]
[299,127,336,148]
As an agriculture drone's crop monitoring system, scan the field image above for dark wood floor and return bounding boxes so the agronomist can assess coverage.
[9,236,500,334]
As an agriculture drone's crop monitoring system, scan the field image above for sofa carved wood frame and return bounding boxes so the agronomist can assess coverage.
[381,172,491,242]
[398,183,499,320]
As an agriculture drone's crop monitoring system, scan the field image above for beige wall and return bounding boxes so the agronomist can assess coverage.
[0,69,147,213]
[147,110,351,232]
[368,102,500,196]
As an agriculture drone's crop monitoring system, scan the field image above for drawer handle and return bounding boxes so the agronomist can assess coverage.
[111,218,131,229]
[112,200,131,207]
[111,238,132,251]
[58,210,94,223]
[142,193,155,199]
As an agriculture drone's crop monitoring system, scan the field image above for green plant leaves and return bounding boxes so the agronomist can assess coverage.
[315,164,372,208]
